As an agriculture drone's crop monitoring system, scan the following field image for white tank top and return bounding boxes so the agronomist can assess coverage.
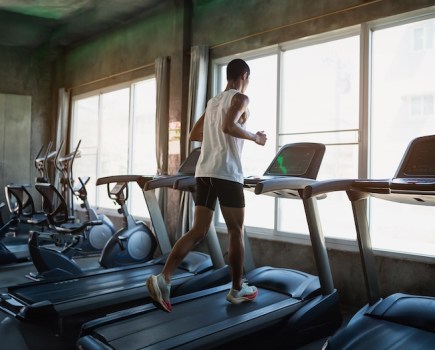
[195,89,246,184]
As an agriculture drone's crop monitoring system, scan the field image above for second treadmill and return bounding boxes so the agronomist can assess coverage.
[77,142,343,350]
[316,135,435,350]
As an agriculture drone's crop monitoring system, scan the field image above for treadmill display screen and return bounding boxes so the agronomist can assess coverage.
[179,148,201,174]
[402,141,435,177]
[264,147,315,176]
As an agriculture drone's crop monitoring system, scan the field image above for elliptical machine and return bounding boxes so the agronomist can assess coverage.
[0,143,57,265]
[2,142,56,236]
[54,140,115,253]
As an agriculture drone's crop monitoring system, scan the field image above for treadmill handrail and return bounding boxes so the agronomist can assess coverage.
[302,179,358,199]
[255,177,318,197]
[144,174,192,191]
[173,176,196,191]
[95,175,146,187]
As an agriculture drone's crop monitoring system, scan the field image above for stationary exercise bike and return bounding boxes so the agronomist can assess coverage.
[96,175,157,268]
[71,176,116,252]
[29,174,157,278]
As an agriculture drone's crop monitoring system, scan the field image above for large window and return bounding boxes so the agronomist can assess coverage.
[71,78,156,217]
[213,9,435,257]
[279,33,360,240]
[370,16,435,256]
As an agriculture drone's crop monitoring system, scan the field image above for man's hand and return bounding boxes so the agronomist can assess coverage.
[255,131,267,145]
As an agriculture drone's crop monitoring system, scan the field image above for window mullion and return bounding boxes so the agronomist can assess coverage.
[127,85,134,212]
[359,23,370,180]
[96,93,103,207]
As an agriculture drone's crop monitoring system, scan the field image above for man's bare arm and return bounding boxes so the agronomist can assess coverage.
[189,113,205,142]
[222,93,267,145]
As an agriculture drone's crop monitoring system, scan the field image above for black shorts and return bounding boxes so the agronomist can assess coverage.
[195,177,245,210]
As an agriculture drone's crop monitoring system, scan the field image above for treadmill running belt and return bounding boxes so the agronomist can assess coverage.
[81,286,302,350]
[7,265,193,317]
[11,265,164,303]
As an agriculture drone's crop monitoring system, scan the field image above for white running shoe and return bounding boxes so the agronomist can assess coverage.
[146,273,172,312]
[226,282,258,304]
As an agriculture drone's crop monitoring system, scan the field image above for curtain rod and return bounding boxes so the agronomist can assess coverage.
[68,62,155,91]
[210,0,382,50]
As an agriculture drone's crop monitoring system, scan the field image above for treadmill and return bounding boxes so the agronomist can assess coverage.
[305,135,435,349]
[0,149,230,350]
[142,147,225,270]
[77,142,343,350]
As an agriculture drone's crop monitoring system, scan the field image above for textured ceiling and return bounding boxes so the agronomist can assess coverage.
[0,0,165,48]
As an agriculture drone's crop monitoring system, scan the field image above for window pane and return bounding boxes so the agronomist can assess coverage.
[73,96,99,148]
[130,79,157,218]
[72,96,99,207]
[72,77,157,215]
[131,79,157,175]
[97,88,130,208]
[277,199,308,234]
[281,36,360,134]
[371,17,435,255]
[371,199,435,256]
[100,88,130,176]
[279,35,360,239]
[244,191,274,230]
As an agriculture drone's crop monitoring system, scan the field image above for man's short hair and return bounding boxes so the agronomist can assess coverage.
[227,59,250,81]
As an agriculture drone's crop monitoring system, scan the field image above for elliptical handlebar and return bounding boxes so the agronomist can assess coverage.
[53,139,65,175]
[34,144,46,175]
[34,141,57,183]
[55,139,82,194]
[73,176,91,202]
[96,175,144,206]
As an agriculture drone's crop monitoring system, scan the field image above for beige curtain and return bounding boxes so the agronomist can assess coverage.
[55,88,70,151]
[155,56,170,217]
[185,45,209,155]
[53,88,70,192]
[155,56,170,176]
[178,46,209,238]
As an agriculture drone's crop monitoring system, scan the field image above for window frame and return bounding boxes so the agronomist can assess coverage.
[70,75,156,216]
[210,7,435,262]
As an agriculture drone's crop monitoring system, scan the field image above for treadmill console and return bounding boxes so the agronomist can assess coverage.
[266,149,315,177]
[377,135,435,203]
[263,142,325,179]
[178,147,201,175]
[395,135,435,179]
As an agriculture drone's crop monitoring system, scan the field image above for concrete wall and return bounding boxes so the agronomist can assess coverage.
[54,0,191,235]
[192,0,435,57]
[3,0,435,310]
[0,45,53,204]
